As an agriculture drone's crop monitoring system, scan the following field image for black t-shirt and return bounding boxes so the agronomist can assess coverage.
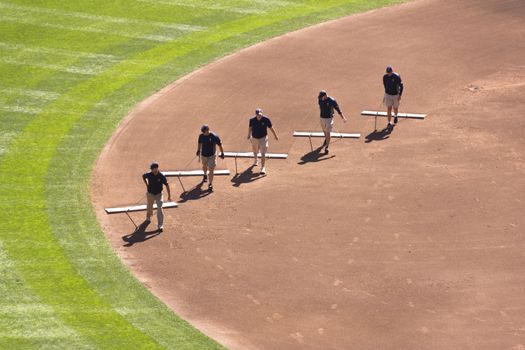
[143,172,167,195]
[249,116,272,138]
[198,132,222,157]
[318,96,341,118]
[383,73,404,96]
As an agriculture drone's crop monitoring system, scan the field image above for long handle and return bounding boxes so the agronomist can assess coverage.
[177,175,186,193]
[125,210,138,230]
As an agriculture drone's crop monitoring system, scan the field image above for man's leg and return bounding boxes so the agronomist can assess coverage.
[208,166,215,187]
[325,118,333,153]
[387,106,393,124]
[202,157,208,182]
[320,118,330,150]
[393,98,399,124]
[251,138,259,166]
[260,153,266,170]
[146,192,154,222]
[260,137,268,171]
[208,156,216,190]
[155,193,164,230]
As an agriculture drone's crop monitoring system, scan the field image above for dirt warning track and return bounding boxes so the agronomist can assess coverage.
[92,0,525,349]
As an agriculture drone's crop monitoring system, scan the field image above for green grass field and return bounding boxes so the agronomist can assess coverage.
[0,0,402,348]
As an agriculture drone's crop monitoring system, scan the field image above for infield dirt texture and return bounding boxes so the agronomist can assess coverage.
[93,0,525,349]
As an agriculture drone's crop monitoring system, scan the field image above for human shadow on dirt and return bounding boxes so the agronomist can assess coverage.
[122,220,161,247]
[298,146,336,164]
[178,182,212,203]
[365,126,393,143]
[231,165,266,187]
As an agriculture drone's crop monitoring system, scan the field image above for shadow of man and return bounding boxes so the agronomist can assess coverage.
[121,220,161,247]
[365,125,393,143]
[231,165,266,187]
[298,146,336,165]
[178,182,211,203]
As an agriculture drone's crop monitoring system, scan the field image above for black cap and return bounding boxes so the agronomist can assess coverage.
[386,66,393,73]
[255,108,262,115]
[319,90,327,97]
[150,162,159,169]
[201,124,209,132]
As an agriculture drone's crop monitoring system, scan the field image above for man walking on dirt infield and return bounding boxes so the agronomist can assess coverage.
[142,162,172,232]
[383,66,404,129]
[318,90,347,154]
[247,108,279,174]
[196,124,225,191]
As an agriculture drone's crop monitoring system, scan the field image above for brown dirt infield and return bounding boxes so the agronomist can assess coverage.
[91,0,525,349]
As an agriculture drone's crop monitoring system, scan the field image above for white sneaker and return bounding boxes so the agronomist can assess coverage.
[261,167,266,174]
[253,160,258,166]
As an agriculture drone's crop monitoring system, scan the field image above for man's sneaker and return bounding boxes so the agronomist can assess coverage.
[394,116,398,124]
[261,167,266,174]
[208,183,213,191]
[203,174,208,183]
[253,160,258,166]
[324,147,329,154]
[158,226,163,233]
[145,218,151,224]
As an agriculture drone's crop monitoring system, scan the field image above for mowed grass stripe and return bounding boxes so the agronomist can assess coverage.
[0,57,102,75]
[0,13,158,165]
[0,245,97,350]
[0,15,187,43]
[0,87,61,101]
[0,0,403,349]
[0,0,201,44]
[0,1,204,31]
[135,0,267,14]
[0,42,121,61]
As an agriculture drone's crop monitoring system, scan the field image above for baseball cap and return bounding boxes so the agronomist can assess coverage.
[318,90,327,97]
[255,108,262,115]
[201,124,209,132]
[386,66,393,73]
[150,162,159,169]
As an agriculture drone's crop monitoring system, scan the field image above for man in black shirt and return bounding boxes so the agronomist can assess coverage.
[196,124,225,191]
[142,162,171,232]
[383,66,404,128]
[247,108,279,174]
[318,90,347,154]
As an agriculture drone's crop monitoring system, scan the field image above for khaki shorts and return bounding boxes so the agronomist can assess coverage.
[320,117,333,132]
[384,93,400,108]
[251,136,268,154]
[201,155,216,168]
